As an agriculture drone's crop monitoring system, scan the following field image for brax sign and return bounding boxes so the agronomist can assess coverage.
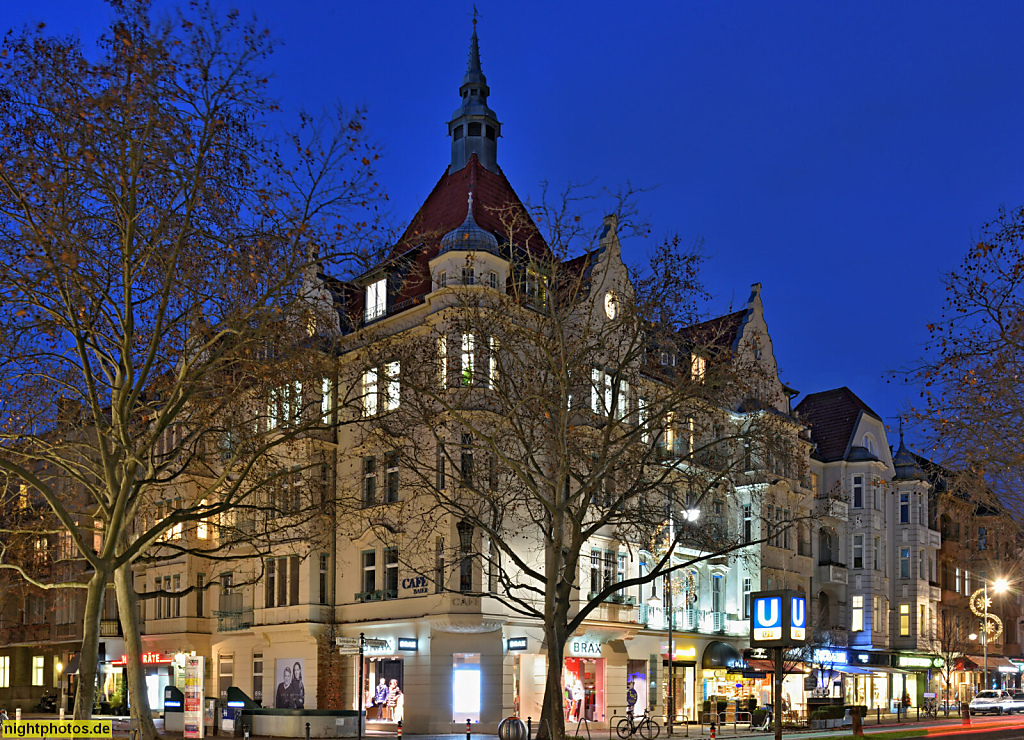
[749,590,808,647]
[507,638,528,651]
[568,639,602,657]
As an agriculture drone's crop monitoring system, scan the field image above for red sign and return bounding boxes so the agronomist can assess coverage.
[112,652,172,665]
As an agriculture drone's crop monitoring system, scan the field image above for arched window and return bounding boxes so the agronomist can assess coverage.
[863,434,876,455]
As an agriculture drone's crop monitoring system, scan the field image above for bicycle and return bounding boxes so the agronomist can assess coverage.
[923,700,939,719]
[616,710,661,739]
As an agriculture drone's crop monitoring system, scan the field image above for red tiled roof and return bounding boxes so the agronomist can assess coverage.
[678,309,748,353]
[795,387,883,462]
[391,155,549,260]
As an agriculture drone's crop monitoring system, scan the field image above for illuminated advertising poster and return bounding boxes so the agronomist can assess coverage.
[184,656,205,739]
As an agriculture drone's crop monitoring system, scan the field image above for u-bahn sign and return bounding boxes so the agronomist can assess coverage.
[749,590,807,647]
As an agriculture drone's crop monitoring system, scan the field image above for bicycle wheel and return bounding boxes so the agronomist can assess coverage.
[639,717,660,740]
[616,718,632,739]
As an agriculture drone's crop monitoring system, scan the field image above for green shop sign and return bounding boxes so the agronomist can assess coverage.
[897,655,943,669]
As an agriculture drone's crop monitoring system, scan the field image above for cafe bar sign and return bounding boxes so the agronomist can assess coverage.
[897,655,944,669]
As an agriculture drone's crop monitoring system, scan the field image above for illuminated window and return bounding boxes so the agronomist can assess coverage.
[488,337,499,388]
[437,336,448,387]
[32,656,44,686]
[851,595,863,631]
[461,333,475,385]
[900,603,910,636]
[690,354,706,383]
[197,500,208,539]
[320,377,333,423]
[365,278,386,322]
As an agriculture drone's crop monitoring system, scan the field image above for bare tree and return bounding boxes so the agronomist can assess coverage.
[342,191,810,739]
[910,204,1024,506]
[0,2,382,732]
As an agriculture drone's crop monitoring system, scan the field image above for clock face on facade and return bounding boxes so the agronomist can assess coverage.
[604,290,619,319]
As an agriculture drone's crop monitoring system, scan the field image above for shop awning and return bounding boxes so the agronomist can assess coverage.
[968,655,1018,672]
[702,641,744,670]
[745,659,805,674]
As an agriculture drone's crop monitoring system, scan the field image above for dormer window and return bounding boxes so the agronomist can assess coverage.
[438,270,447,288]
[488,271,498,289]
[454,125,464,140]
[462,268,475,285]
[365,278,386,323]
[468,122,482,137]
[690,354,706,382]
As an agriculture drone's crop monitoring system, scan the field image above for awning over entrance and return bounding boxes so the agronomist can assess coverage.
[702,641,744,670]
[967,655,1018,672]
[745,659,804,674]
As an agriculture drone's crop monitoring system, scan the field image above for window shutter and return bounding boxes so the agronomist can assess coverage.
[289,556,300,605]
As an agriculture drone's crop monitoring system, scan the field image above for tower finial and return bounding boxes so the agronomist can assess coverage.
[468,6,481,75]
[447,13,501,173]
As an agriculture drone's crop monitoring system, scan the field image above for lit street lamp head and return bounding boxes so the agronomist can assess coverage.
[994,578,1009,593]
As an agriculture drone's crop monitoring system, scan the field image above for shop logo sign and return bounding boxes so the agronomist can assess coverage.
[397,638,418,651]
[753,597,782,641]
[790,596,806,641]
[401,576,429,595]
[364,638,394,654]
[569,639,602,657]
[812,649,847,665]
[508,638,528,651]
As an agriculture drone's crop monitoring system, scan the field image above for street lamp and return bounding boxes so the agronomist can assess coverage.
[55,660,64,716]
[969,578,1008,691]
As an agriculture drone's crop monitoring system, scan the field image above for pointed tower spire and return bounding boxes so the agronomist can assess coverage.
[448,12,501,174]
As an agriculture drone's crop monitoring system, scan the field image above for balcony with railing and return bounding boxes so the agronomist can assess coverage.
[100,619,122,637]
[814,561,848,585]
[214,592,253,632]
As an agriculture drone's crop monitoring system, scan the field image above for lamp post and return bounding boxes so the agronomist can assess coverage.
[55,660,64,717]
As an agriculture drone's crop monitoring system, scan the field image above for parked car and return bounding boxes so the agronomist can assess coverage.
[969,690,1014,715]
[1006,692,1024,714]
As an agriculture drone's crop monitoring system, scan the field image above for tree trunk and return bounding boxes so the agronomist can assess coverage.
[537,614,569,740]
[114,563,160,740]
[74,570,108,719]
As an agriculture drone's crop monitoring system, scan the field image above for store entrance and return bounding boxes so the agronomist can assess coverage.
[365,657,404,723]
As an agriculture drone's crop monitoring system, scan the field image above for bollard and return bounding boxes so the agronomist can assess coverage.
[527,717,532,740]
[244,725,250,740]
[916,706,919,722]
[962,704,971,727]
[15,709,21,722]
[876,706,880,725]
[466,718,472,740]
[709,719,716,740]
[306,721,311,740]
[397,720,402,740]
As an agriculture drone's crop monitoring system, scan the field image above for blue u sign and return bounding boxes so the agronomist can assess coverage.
[753,596,782,641]
[790,595,806,641]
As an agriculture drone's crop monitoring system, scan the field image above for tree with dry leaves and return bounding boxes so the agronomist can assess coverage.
[0,1,383,731]
[911,204,1024,506]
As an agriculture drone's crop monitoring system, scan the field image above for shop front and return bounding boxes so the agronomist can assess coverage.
[967,655,1020,690]
[701,642,758,717]
[743,648,809,717]
[109,651,175,715]
[895,654,944,707]
[660,642,698,723]
[845,651,895,711]
[564,636,607,723]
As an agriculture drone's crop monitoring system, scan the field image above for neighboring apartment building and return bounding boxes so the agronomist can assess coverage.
[797,388,941,711]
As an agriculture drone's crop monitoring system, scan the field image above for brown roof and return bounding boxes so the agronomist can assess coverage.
[678,309,748,353]
[795,387,883,462]
[391,154,549,261]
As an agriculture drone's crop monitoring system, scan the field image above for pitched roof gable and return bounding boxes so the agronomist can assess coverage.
[796,387,883,462]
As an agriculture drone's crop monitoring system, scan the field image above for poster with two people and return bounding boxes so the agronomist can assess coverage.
[275,658,306,709]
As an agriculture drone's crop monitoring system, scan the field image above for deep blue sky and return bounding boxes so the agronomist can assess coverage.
[8,1,1024,447]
